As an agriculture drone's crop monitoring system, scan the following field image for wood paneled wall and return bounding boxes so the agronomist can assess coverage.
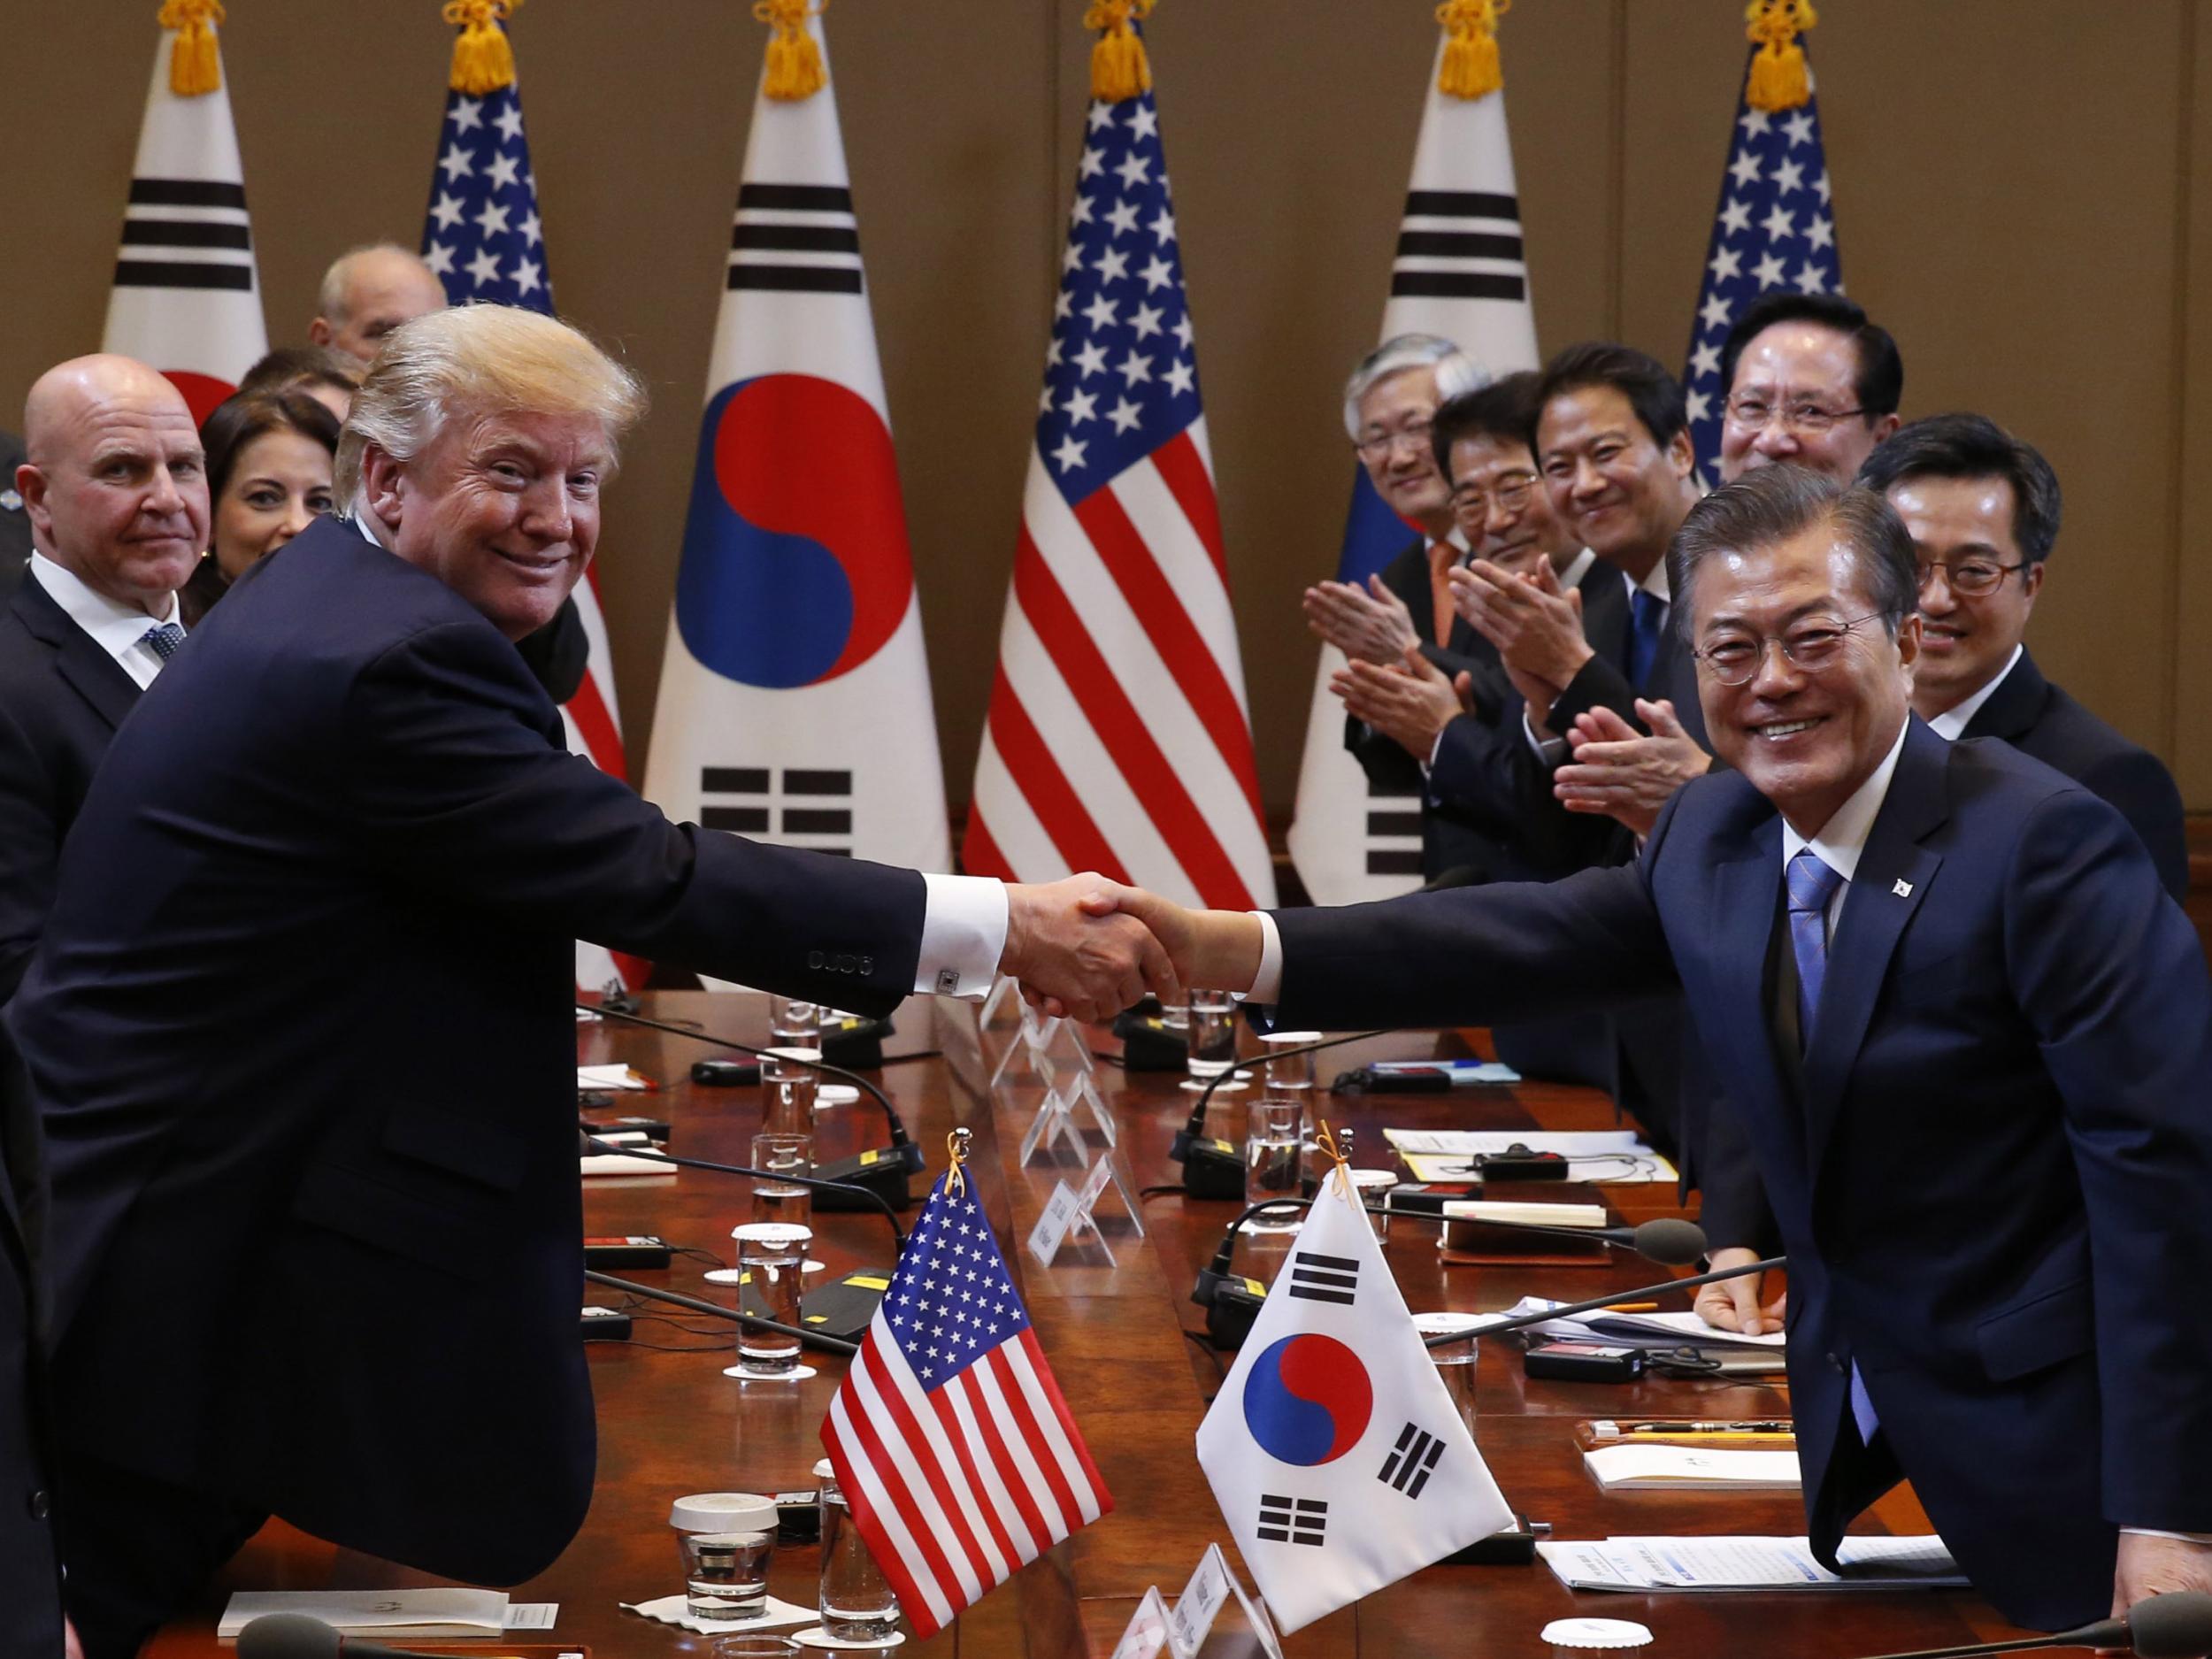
[5,2,2206,810]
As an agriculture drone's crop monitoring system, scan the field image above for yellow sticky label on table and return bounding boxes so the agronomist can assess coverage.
[1212,1139,1234,1155]
[805,1315,826,1324]
[849,1275,891,1290]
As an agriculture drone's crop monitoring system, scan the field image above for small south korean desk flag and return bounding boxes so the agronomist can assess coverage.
[1194,1144,1511,1633]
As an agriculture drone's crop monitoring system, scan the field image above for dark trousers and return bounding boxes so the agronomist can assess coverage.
[60,1453,265,1659]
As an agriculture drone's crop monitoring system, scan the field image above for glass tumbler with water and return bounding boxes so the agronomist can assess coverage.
[1243,1098,1304,1232]
[1413,1312,1484,1446]
[1186,989,1240,1086]
[815,1457,901,1640]
[761,1046,821,1137]
[770,995,820,1050]
[670,1492,780,1622]
[730,1223,810,1376]
[749,1132,813,1230]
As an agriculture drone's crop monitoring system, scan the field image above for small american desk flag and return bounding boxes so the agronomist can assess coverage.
[821,1164,1110,1638]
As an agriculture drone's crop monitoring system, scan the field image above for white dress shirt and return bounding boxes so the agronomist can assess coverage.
[1924,643,2023,741]
[343,511,1011,996]
[27,551,183,689]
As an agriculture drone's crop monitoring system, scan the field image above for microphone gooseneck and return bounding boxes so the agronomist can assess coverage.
[585,1269,862,1357]
[1421,1255,1787,1348]
[580,1132,906,1253]
[1178,1027,1394,1142]
[1853,1588,2212,1659]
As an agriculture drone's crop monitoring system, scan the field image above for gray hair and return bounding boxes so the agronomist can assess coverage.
[334,304,649,502]
[1341,333,1487,439]
[1667,465,1919,641]
[317,242,437,327]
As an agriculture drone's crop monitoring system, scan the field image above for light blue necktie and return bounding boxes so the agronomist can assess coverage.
[1627,588,1666,692]
[1785,846,1881,1444]
[139,622,185,661]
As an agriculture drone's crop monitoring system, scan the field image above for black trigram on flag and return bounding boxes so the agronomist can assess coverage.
[1388,188,1527,303]
[1286,1249,1358,1306]
[115,179,256,292]
[1378,1421,1446,1499]
[1256,1494,1327,1548]
[700,766,854,856]
[727,183,864,296]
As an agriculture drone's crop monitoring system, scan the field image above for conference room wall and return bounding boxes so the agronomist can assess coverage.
[5,2,2208,818]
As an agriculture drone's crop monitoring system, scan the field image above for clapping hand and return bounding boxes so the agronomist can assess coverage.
[1555,699,1713,836]
[1000,873,1182,1022]
[1330,642,1469,761]
[1303,575,1420,664]
[1448,557,1593,691]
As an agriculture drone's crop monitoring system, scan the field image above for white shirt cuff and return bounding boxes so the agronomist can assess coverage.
[1521,705,1567,766]
[1244,910,1284,1004]
[916,873,1009,998]
[2121,1528,2212,1543]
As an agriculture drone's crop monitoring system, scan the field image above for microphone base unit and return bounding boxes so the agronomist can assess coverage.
[1169,1130,1247,1200]
[1442,1514,1548,1566]
[810,1145,923,1212]
[1194,1269,1267,1349]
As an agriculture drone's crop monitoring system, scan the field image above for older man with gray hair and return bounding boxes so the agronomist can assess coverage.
[12,304,1177,1655]
[306,242,449,368]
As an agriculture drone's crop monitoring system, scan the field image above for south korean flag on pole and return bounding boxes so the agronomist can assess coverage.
[1194,1152,1511,1633]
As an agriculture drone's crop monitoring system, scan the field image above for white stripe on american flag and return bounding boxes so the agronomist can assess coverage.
[1110,435,1248,720]
[822,1394,956,1632]
[868,1335,1015,1586]
[569,574,624,733]
[847,1338,987,1604]
[965,1342,1082,1539]
[968,733,1066,885]
[996,599,1199,898]
[937,1366,1047,1561]
[1000,1333,1106,1525]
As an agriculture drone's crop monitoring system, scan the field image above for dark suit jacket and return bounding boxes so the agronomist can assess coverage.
[12,516,932,1588]
[0,1060,61,1659]
[1270,720,2212,1629]
[0,573,144,1001]
[0,433,29,602]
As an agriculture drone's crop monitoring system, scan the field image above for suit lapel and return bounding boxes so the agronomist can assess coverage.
[1579,564,1633,672]
[1712,815,1793,1112]
[1800,720,1949,1185]
[1957,648,2049,743]
[13,574,141,732]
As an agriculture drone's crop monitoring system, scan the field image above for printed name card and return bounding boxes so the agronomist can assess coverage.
[1025,1180,1085,1268]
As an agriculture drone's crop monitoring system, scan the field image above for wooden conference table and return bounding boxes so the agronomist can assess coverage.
[151,990,2039,1658]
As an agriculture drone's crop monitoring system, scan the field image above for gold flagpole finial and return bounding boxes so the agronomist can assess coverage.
[1314,1118,1353,1200]
[755,0,828,102]
[443,0,522,96]
[1744,0,1817,113]
[945,1126,973,1199]
[1085,0,1155,104]
[1435,0,1509,102]
[157,0,226,97]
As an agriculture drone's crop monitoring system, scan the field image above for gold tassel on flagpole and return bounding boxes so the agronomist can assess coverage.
[1744,0,1816,113]
[755,0,828,102]
[442,0,522,96]
[1435,0,1509,102]
[1085,0,1155,104]
[157,0,226,97]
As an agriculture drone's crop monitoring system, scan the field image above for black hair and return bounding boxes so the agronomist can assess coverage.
[1668,465,1918,641]
[1855,412,2062,564]
[1719,291,1903,419]
[1532,342,1687,455]
[1430,372,1541,481]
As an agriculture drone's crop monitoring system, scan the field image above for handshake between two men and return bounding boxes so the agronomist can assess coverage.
[996,876,1259,1023]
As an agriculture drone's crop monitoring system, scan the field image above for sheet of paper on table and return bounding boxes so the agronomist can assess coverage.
[218,1589,559,1639]
[1471,1295,1786,1351]
[1582,1443,1801,1491]
[1383,1128,1678,1184]
[1538,1534,1967,1592]
[577,1064,649,1091]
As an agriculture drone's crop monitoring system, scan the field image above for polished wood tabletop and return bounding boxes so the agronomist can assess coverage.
[148,989,2036,1658]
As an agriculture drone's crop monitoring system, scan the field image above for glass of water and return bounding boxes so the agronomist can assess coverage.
[815,1457,901,1640]
[730,1223,810,1377]
[769,995,820,1049]
[750,1133,813,1230]
[1242,1098,1303,1232]
[671,1492,780,1622]
[1184,989,1243,1091]
[1261,1030,1320,1093]
[761,1046,821,1137]
[1413,1312,1484,1446]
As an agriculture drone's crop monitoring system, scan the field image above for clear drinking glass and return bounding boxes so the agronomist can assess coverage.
[769,995,820,1050]
[1351,1168,1395,1240]
[671,1491,780,1622]
[1414,1311,1484,1446]
[1242,1098,1304,1231]
[731,1223,810,1376]
[750,1132,814,1231]
[815,1457,900,1640]
[761,1046,821,1137]
[1261,1030,1320,1093]
[1185,990,1240,1085]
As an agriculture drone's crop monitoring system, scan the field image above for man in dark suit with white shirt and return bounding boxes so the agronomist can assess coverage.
[11,306,1175,1656]
[0,430,32,599]
[1115,466,2212,1631]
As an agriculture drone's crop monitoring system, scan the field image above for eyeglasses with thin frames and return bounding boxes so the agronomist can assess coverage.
[1450,472,1540,519]
[1723,394,1867,434]
[1354,418,1433,463]
[1691,611,1892,687]
[1916,557,2027,598]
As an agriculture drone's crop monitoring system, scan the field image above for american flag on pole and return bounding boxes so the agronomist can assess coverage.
[1286,7,1540,905]
[104,4,268,425]
[1680,23,1842,482]
[964,32,1274,910]
[417,7,637,989]
[821,1168,1110,1639]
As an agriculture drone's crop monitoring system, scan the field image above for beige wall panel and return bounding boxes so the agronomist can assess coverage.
[2176,0,2211,803]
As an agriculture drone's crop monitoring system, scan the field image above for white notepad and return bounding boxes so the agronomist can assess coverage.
[1583,1443,1801,1491]
[217,1589,558,1640]
[1539,1534,1967,1592]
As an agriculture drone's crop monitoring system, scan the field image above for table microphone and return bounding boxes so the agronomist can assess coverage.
[1169,1028,1393,1198]
[585,1269,861,1357]
[1854,1589,2212,1659]
[236,1613,444,1659]
[579,999,925,1211]
[579,1131,905,1253]
[1421,1252,1787,1348]
[1192,1198,1709,1348]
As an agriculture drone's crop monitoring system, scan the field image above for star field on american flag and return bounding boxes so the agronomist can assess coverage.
[419,77,550,312]
[882,1176,1030,1385]
[1682,70,1841,481]
[1035,92,1201,499]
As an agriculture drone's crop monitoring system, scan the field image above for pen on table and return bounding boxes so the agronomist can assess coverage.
[1597,1301,1658,1312]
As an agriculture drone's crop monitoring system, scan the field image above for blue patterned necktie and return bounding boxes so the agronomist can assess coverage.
[1627,588,1666,692]
[139,622,185,661]
[1785,848,1845,1040]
